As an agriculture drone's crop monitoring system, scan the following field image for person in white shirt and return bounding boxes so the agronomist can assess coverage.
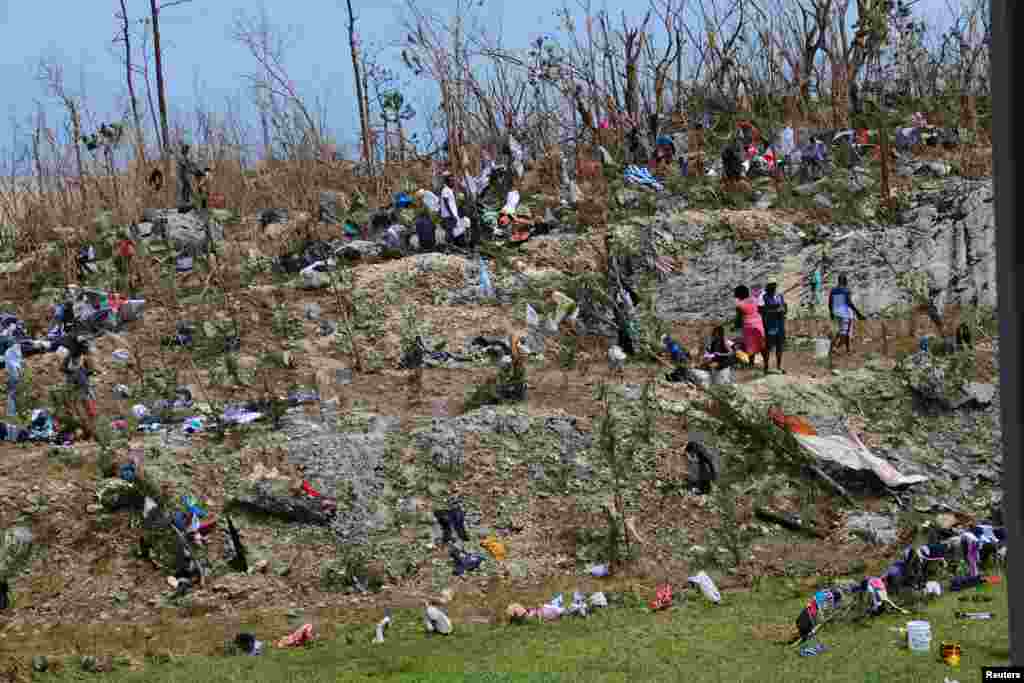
[439,174,462,248]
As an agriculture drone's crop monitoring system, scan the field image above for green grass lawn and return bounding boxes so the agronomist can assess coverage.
[43,578,1009,683]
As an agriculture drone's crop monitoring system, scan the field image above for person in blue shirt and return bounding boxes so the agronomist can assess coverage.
[829,274,865,355]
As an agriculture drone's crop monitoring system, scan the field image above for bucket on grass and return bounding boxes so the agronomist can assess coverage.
[907,620,931,653]
[814,338,830,359]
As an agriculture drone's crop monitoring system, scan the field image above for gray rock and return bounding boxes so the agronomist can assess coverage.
[261,208,290,227]
[274,410,402,545]
[616,189,641,209]
[916,162,951,177]
[146,210,224,252]
[335,240,381,260]
[954,382,996,408]
[319,192,344,224]
[812,194,834,209]
[335,368,353,386]
[793,181,823,196]
[304,303,321,321]
[415,420,464,472]
[134,222,154,238]
[846,512,899,545]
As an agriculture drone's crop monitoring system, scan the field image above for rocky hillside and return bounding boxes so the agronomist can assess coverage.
[0,172,1002,661]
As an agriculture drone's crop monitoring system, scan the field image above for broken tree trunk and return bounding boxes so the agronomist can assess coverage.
[754,506,826,538]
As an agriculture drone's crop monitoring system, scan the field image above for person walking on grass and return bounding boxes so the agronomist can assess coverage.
[829,273,866,355]
[734,285,770,375]
[760,282,788,373]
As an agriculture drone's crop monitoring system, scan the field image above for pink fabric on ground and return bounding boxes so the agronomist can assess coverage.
[277,623,314,648]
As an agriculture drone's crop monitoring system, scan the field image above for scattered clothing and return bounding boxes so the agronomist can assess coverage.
[650,584,673,611]
[424,604,452,635]
[480,536,507,561]
[276,624,314,648]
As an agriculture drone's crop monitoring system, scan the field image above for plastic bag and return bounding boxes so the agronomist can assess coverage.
[502,191,521,216]
[688,571,721,603]
[526,304,540,327]
[479,258,494,298]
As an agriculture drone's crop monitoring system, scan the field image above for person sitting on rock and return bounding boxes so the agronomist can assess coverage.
[701,325,736,371]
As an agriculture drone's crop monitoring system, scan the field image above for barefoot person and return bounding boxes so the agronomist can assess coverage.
[759,282,788,373]
[734,285,769,374]
[829,274,866,355]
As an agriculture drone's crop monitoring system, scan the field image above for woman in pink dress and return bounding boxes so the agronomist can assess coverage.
[734,285,769,374]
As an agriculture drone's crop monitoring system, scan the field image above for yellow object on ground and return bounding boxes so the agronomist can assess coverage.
[481,536,507,561]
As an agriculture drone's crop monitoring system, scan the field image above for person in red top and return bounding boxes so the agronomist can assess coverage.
[115,234,136,293]
[734,285,769,374]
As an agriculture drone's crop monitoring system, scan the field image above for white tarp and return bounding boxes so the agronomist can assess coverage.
[794,432,928,487]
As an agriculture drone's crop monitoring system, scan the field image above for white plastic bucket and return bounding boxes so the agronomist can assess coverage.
[814,338,831,359]
[907,620,931,652]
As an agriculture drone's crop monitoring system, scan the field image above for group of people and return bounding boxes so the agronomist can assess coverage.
[724,274,868,376]
[692,274,866,376]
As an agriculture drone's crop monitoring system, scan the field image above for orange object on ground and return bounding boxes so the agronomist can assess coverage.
[768,408,817,436]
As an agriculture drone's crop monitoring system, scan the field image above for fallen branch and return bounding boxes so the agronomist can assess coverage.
[806,463,855,506]
[754,506,826,539]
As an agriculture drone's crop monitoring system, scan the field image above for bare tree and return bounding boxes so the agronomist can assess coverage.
[230,9,322,159]
[345,0,373,171]
[647,0,683,119]
[115,0,147,163]
[768,0,833,101]
[36,58,86,202]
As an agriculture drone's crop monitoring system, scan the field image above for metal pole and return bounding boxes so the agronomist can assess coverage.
[991,0,1020,666]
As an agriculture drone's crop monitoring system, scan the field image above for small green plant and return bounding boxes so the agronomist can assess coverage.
[597,386,633,568]
[270,303,302,340]
[633,379,658,447]
[708,483,758,569]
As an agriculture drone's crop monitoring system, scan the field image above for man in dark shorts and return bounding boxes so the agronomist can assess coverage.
[759,282,787,373]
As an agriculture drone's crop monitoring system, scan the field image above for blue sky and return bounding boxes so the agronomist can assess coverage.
[0,0,955,159]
